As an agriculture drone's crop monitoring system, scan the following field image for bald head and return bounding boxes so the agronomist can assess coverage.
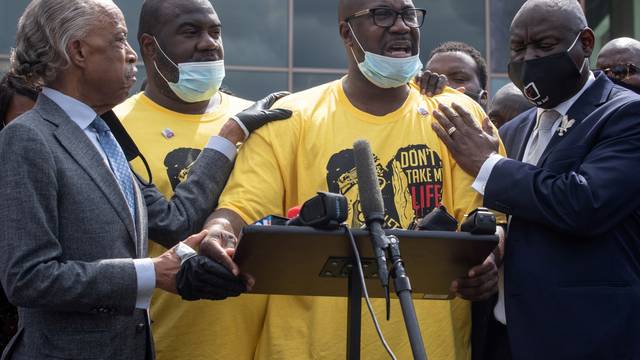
[512,0,587,34]
[597,37,640,67]
[138,0,213,41]
[508,0,594,103]
[597,37,640,89]
[488,83,534,128]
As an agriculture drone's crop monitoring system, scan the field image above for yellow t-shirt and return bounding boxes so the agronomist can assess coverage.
[114,92,270,360]
[218,79,504,359]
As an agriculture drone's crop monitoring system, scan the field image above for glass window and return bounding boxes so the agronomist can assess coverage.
[294,1,487,70]
[0,0,30,52]
[294,0,347,69]
[0,59,9,73]
[583,0,637,65]
[113,0,144,55]
[490,76,511,97]
[420,0,486,62]
[293,72,344,92]
[224,70,288,101]
[490,0,525,74]
[216,0,288,67]
[2,1,144,61]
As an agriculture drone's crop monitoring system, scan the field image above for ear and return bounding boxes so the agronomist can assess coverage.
[140,33,157,60]
[339,21,353,47]
[579,28,595,58]
[67,39,88,69]
[480,90,489,106]
[340,21,364,63]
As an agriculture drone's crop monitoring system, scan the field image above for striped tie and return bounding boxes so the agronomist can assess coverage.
[90,116,136,220]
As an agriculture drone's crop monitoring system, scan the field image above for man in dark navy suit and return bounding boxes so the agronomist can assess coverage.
[429,0,640,359]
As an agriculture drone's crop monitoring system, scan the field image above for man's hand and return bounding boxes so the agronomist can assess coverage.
[200,222,255,290]
[451,253,499,301]
[200,224,240,276]
[219,91,292,144]
[415,70,448,97]
[176,255,246,301]
[153,230,208,294]
[493,225,506,268]
[432,102,500,176]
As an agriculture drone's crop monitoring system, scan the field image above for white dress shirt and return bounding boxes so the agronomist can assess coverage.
[469,71,596,325]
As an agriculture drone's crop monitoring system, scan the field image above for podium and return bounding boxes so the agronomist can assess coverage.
[234,225,498,359]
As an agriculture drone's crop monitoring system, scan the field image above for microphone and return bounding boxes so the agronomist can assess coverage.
[285,192,348,229]
[353,141,428,360]
[415,205,458,231]
[353,139,389,288]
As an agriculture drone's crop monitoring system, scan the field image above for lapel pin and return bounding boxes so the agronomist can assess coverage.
[418,106,430,116]
[161,128,175,139]
[557,115,575,137]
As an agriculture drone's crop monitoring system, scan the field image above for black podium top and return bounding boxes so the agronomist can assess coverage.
[234,225,497,299]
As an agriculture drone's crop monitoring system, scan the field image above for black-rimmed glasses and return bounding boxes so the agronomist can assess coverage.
[345,8,427,29]
[602,63,639,80]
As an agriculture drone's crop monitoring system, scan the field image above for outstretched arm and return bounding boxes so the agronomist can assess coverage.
[144,92,292,247]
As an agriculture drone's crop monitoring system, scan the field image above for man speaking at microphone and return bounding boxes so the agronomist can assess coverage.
[203,0,505,358]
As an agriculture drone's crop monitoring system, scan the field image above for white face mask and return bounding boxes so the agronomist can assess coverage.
[348,23,423,89]
[153,37,225,103]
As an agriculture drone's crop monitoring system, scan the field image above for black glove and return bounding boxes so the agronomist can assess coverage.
[176,255,246,301]
[231,91,292,139]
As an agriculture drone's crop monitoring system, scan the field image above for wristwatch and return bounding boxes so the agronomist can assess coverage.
[175,242,197,265]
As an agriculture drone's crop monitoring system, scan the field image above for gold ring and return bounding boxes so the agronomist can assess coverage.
[447,126,457,136]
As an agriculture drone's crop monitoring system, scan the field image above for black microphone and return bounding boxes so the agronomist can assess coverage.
[353,139,389,288]
[285,192,348,229]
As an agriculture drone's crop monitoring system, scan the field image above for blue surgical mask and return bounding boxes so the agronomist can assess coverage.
[153,37,225,103]
[348,23,423,89]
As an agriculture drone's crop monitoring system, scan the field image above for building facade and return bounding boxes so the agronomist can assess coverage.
[1,0,639,99]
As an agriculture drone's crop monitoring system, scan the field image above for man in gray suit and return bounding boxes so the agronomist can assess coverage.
[0,0,286,359]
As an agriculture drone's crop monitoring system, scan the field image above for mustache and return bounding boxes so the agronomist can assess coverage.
[125,66,137,79]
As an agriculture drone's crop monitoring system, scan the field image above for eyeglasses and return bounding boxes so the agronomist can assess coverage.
[345,8,427,29]
[602,63,639,80]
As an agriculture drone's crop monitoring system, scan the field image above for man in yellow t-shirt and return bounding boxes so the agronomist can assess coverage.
[114,0,290,359]
[204,0,505,358]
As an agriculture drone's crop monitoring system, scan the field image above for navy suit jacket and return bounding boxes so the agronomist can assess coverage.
[488,73,640,360]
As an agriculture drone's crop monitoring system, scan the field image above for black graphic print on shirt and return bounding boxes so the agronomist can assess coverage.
[164,148,201,190]
[326,144,443,229]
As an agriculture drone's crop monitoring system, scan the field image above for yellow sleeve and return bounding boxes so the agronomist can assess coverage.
[217,112,300,224]
[444,95,508,225]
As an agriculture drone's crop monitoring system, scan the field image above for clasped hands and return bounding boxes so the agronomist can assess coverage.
[175,226,251,302]
[152,228,249,302]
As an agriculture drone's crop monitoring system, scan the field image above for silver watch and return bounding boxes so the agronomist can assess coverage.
[175,242,197,265]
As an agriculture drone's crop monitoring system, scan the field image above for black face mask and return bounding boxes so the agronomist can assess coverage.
[508,32,587,109]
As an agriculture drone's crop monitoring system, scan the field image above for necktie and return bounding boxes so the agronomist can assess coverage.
[90,116,136,221]
[523,109,560,165]
[494,110,561,324]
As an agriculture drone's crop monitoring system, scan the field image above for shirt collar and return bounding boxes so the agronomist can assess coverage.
[42,87,98,130]
[536,71,596,119]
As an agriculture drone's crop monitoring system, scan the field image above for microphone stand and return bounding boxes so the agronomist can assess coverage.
[385,235,427,360]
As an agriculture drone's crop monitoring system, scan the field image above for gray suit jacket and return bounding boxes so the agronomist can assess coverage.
[0,95,233,359]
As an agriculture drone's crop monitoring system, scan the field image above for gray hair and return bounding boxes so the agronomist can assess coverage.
[10,0,109,84]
